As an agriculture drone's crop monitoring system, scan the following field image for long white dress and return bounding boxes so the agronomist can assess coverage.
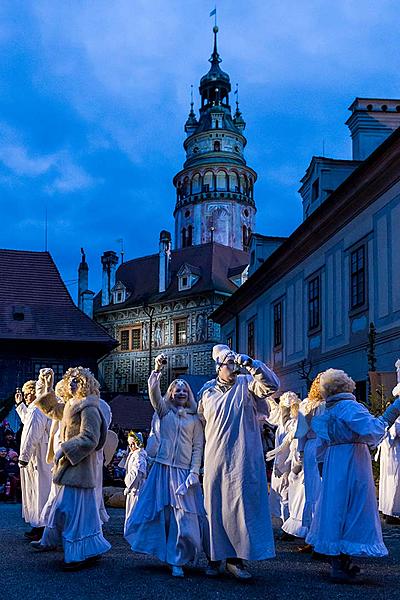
[270,422,292,522]
[17,403,52,528]
[282,438,308,539]
[123,448,147,535]
[296,400,325,530]
[125,374,205,567]
[306,393,388,557]
[378,417,400,517]
[198,361,279,561]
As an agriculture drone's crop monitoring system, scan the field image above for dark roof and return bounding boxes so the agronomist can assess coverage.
[110,395,155,431]
[212,125,400,325]
[95,242,249,312]
[0,249,116,348]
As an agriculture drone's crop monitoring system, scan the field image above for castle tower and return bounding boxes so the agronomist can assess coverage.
[173,26,257,251]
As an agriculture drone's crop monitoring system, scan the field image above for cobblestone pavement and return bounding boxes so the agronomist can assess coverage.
[1,503,400,600]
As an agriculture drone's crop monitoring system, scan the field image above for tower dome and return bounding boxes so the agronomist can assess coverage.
[173,26,257,252]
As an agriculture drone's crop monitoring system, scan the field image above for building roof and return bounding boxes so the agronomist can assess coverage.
[212,126,400,325]
[109,395,155,431]
[0,249,116,348]
[95,242,249,313]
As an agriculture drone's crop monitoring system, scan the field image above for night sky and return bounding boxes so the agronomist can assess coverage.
[1,0,399,298]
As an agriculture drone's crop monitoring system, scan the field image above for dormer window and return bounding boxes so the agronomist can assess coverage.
[177,263,201,291]
[112,281,127,304]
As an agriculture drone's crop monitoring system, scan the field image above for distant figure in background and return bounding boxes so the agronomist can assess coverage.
[123,431,147,535]
[15,380,52,541]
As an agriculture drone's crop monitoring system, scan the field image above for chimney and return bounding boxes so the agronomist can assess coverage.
[82,290,95,318]
[101,250,119,306]
[346,98,400,160]
[78,248,89,310]
[159,230,171,293]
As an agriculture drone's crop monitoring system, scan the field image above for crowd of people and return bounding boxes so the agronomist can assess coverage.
[10,346,400,584]
[0,421,20,502]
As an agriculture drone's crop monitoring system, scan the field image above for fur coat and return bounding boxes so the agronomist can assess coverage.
[35,391,107,489]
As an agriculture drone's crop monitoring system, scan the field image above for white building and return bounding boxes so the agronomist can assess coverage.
[212,98,400,401]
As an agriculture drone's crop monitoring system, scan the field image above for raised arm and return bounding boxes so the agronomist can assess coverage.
[148,354,169,418]
[239,355,280,415]
[35,390,65,421]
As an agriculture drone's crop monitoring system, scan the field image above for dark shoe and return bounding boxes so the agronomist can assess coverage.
[226,562,252,580]
[205,560,222,577]
[385,515,400,525]
[31,541,55,552]
[62,560,88,572]
[24,528,38,540]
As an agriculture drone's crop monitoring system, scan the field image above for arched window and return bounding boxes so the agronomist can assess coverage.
[191,173,201,194]
[240,175,247,194]
[216,171,227,190]
[229,172,239,193]
[187,225,193,247]
[203,171,214,192]
[214,140,221,152]
[242,225,251,249]
[181,228,187,248]
[183,177,190,197]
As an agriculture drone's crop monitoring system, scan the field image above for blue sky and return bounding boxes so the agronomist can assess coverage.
[1,0,399,297]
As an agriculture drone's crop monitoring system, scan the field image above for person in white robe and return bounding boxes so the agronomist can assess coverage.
[378,415,400,521]
[32,367,111,570]
[306,368,389,583]
[295,373,325,550]
[39,379,70,529]
[125,355,205,578]
[269,392,300,525]
[123,431,147,534]
[198,344,279,580]
[282,437,308,539]
[15,380,52,540]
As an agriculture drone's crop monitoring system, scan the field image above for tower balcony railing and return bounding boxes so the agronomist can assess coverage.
[174,190,255,211]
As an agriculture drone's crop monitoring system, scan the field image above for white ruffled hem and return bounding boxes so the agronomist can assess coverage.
[43,526,111,563]
[282,517,308,539]
[305,534,388,557]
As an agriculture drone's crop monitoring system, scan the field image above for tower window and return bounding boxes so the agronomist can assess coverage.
[214,141,221,151]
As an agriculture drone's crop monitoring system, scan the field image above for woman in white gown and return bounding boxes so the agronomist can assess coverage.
[269,392,300,525]
[306,368,388,582]
[378,416,400,521]
[123,432,147,534]
[125,354,205,578]
[295,373,325,543]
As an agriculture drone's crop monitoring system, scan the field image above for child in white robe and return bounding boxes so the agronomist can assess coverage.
[306,368,388,583]
[125,355,205,578]
[123,431,147,534]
